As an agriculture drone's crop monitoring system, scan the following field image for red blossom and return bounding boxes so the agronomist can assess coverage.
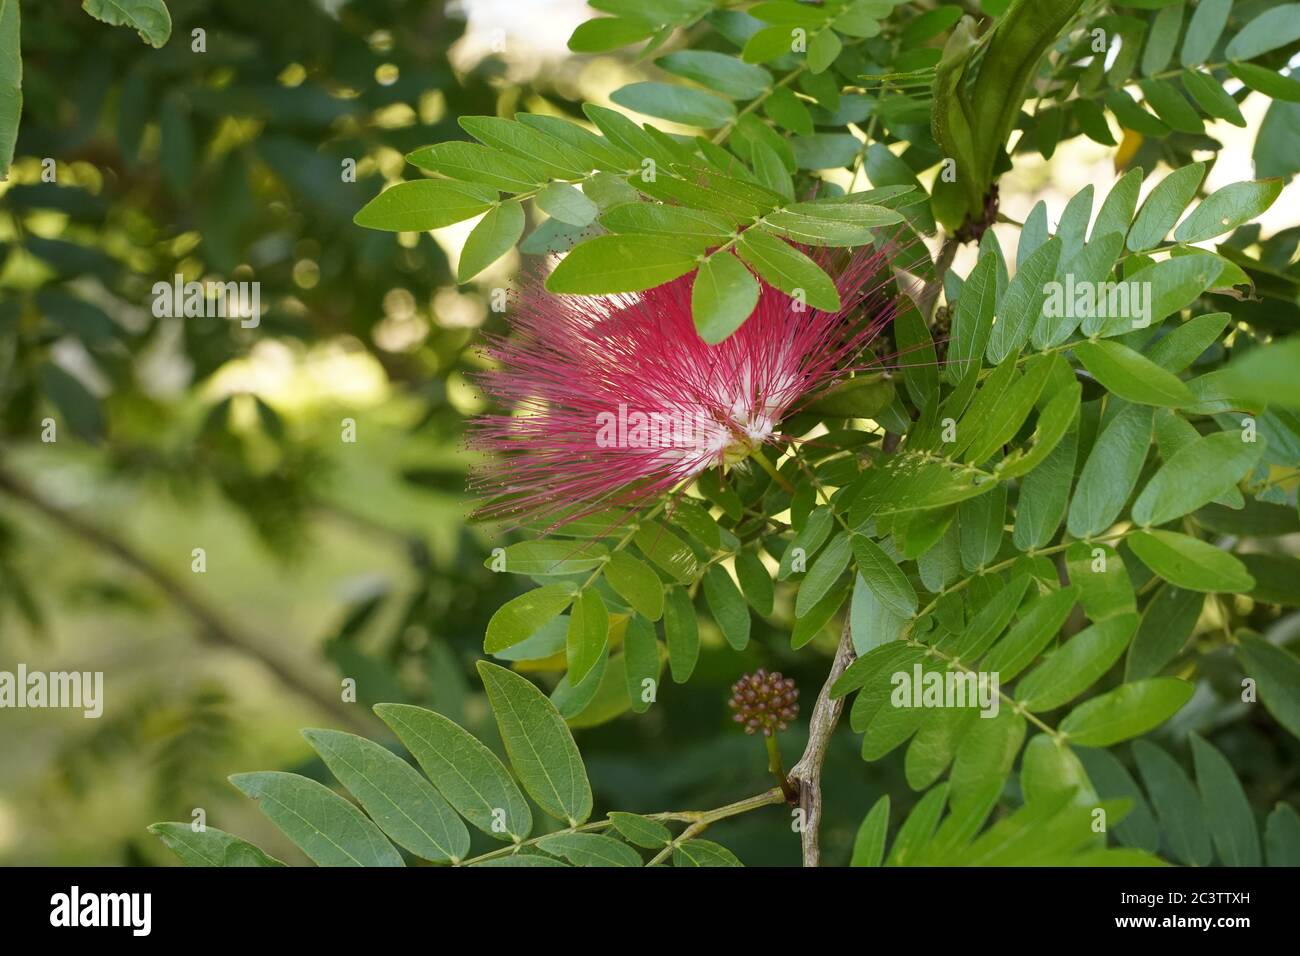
[469,246,902,526]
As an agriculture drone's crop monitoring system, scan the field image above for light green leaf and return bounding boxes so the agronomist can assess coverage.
[229,772,404,867]
[1125,583,1203,680]
[484,584,574,654]
[1059,678,1194,746]
[406,141,549,192]
[1127,529,1255,592]
[1066,542,1135,621]
[962,354,1056,464]
[536,182,598,227]
[600,202,734,239]
[1224,3,1300,60]
[1066,402,1154,539]
[692,252,760,343]
[1020,735,1095,805]
[546,235,699,295]
[568,16,657,53]
[886,783,949,866]
[1216,339,1300,408]
[477,661,594,826]
[1227,61,1300,102]
[796,531,853,617]
[537,832,642,866]
[374,703,532,842]
[488,540,608,576]
[905,708,978,791]
[983,585,1081,682]
[950,710,1025,800]
[622,614,660,714]
[0,0,20,180]
[604,552,664,621]
[735,549,775,616]
[1174,179,1284,243]
[1092,252,1225,338]
[1181,69,1246,126]
[147,824,285,867]
[655,51,771,99]
[609,812,672,848]
[851,533,918,618]
[460,115,587,178]
[1127,162,1206,251]
[1180,0,1231,66]
[1146,311,1230,372]
[302,728,470,864]
[986,237,1061,364]
[634,521,699,583]
[82,0,171,47]
[703,565,750,650]
[566,588,609,685]
[954,574,1032,660]
[354,180,497,232]
[1013,417,1077,550]
[674,838,743,866]
[946,253,998,383]
[610,81,736,128]
[458,201,525,281]
[1132,431,1262,527]
[1017,615,1138,711]
[807,27,842,74]
[736,229,839,310]
[1093,168,1143,244]
[1141,0,1183,76]
[850,795,890,867]
[1074,340,1195,407]
[663,586,700,682]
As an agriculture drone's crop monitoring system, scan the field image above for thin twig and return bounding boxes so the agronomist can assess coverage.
[786,617,856,867]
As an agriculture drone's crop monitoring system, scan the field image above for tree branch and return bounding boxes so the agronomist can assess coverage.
[0,463,379,736]
[787,617,856,866]
[918,233,962,320]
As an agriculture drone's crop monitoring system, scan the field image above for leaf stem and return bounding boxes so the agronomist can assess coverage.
[750,446,796,493]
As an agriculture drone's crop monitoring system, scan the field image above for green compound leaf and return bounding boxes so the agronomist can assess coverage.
[229,771,404,867]
[477,662,594,826]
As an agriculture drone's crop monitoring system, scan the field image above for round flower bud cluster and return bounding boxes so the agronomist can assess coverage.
[728,668,799,737]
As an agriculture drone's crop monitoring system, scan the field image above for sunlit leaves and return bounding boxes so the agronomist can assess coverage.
[692,252,760,343]
[1059,678,1194,746]
[546,235,700,294]
[353,180,497,232]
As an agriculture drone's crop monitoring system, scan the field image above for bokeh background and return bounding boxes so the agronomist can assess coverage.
[1,0,1296,866]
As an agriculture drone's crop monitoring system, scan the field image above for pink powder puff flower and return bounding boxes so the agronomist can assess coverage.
[469,246,901,527]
